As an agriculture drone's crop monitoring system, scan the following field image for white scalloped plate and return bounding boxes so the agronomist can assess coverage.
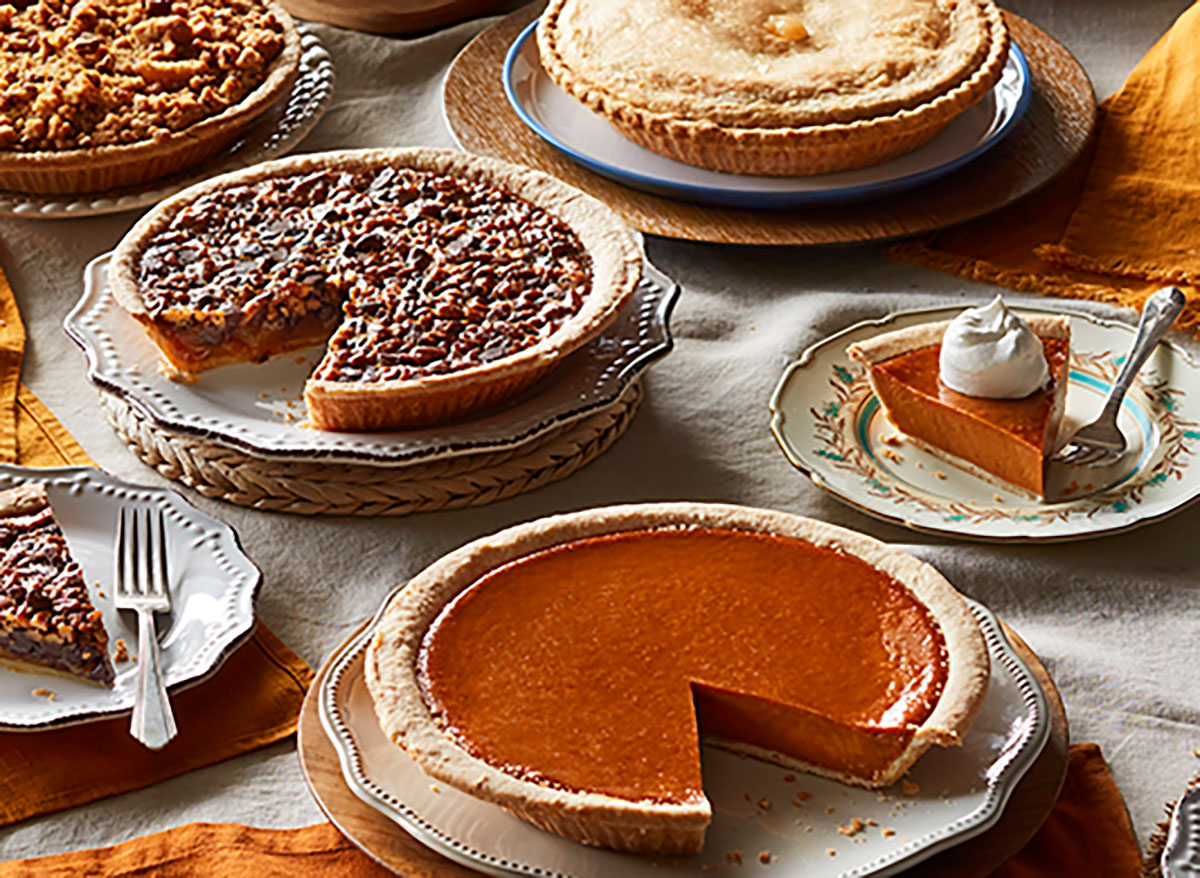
[0,26,335,220]
[769,305,1200,543]
[64,253,677,465]
[319,592,1049,878]
[0,465,261,729]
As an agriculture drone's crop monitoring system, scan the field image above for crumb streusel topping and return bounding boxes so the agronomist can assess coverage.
[0,0,286,152]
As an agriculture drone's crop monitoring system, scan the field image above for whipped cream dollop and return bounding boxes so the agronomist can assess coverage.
[938,297,1049,399]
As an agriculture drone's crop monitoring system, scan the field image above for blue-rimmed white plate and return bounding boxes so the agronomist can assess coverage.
[770,305,1200,542]
[500,20,1031,209]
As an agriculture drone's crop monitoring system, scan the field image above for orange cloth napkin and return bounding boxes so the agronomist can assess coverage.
[894,1,1200,335]
[0,263,313,825]
[0,745,1139,876]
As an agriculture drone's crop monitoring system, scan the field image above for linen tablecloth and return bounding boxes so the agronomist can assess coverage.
[0,0,1195,861]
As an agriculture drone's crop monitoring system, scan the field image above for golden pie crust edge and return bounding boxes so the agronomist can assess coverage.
[109,147,643,432]
[847,315,1071,499]
[0,1,301,196]
[536,0,1011,176]
[364,502,990,854]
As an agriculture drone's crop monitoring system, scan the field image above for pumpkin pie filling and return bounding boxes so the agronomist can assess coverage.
[863,334,1069,496]
[417,527,949,804]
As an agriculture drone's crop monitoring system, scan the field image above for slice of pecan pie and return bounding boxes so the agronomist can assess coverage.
[109,148,643,431]
[0,483,114,687]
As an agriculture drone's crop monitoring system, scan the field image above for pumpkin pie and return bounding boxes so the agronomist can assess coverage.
[366,503,989,854]
[108,148,643,431]
[848,315,1070,498]
[537,0,1010,176]
[0,0,300,194]
[0,483,114,687]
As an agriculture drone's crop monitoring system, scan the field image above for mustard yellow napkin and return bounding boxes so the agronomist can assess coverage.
[0,263,313,825]
[0,745,1138,876]
[894,2,1200,334]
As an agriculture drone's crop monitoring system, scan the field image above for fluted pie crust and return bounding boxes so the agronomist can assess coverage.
[109,148,643,431]
[537,0,1011,176]
[365,503,989,854]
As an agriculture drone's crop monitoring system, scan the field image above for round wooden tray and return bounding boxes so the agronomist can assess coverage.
[443,4,1096,246]
[298,620,1069,877]
[277,0,509,36]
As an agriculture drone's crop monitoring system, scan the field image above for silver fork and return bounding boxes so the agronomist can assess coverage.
[1054,286,1186,467]
[114,507,178,749]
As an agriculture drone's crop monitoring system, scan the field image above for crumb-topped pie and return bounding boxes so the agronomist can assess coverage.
[848,312,1070,498]
[0,483,114,687]
[109,148,643,431]
[0,0,300,194]
[537,0,1010,175]
[366,503,989,854]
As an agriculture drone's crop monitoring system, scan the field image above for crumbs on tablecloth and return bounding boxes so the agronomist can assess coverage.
[430,784,440,794]
[757,797,771,811]
[724,850,743,865]
[113,639,129,663]
[757,850,771,864]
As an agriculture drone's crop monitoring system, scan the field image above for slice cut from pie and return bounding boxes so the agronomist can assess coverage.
[0,484,114,687]
[848,315,1070,498]
[109,148,643,431]
[366,503,989,854]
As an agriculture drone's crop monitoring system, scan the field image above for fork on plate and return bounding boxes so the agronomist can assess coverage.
[1054,286,1185,467]
[114,506,178,749]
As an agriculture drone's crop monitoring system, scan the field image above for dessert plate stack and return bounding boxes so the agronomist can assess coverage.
[65,253,677,516]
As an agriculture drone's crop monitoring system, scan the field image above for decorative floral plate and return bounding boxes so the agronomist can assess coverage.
[770,305,1200,542]
[0,465,260,729]
[64,253,677,466]
[500,19,1030,209]
[0,25,334,220]
[320,589,1048,878]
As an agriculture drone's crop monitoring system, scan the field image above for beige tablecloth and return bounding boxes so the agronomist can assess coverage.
[0,0,1195,860]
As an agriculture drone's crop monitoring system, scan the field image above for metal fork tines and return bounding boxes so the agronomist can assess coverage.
[1054,286,1186,468]
[114,506,178,749]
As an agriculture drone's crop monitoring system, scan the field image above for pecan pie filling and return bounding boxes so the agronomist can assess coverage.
[135,166,594,386]
[0,487,114,687]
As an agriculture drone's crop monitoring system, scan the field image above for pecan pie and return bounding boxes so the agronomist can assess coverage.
[537,0,1010,176]
[0,483,114,687]
[109,149,643,431]
[366,503,988,854]
[0,0,300,194]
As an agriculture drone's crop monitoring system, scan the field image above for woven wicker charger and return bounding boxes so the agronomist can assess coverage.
[101,383,641,517]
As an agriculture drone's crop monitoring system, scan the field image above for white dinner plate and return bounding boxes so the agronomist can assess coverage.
[498,20,1031,208]
[319,592,1049,878]
[770,305,1200,542]
[0,26,335,220]
[0,465,260,729]
[63,253,677,466]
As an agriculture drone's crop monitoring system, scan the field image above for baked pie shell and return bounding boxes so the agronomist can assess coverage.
[0,1,301,196]
[365,502,990,854]
[536,0,1011,176]
[109,148,643,432]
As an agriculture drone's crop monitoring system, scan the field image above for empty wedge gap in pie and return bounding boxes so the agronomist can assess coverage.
[366,503,990,854]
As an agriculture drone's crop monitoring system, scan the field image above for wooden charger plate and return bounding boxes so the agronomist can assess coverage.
[298,620,1069,877]
[443,4,1097,245]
